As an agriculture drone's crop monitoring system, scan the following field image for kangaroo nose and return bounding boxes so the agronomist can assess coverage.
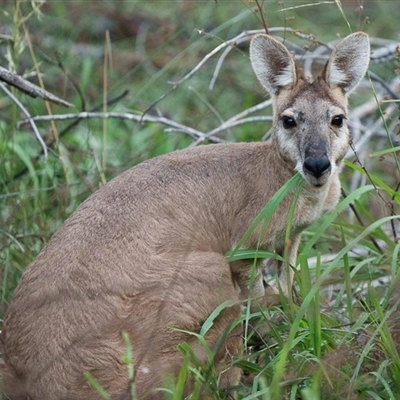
[303,156,331,178]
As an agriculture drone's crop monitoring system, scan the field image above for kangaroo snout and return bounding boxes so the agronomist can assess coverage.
[302,138,332,185]
[303,154,331,181]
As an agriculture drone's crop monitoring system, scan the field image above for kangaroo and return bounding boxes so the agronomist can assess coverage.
[0,32,370,400]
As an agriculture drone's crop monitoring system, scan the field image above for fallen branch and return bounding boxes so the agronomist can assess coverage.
[17,110,273,144]
[0,66,73,108]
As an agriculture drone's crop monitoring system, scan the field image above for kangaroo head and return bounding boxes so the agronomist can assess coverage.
[250,32,370,187]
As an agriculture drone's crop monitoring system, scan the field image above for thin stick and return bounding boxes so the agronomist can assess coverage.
[254,0,269,34]
[0,66,73,108]
[19,111,207,142]
[0,81,48,160]
[18,109,273,144]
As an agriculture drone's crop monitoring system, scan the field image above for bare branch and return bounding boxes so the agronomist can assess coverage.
[206,116,272,139]
[0,228,25,253]
[0,66,73,108]
[369,71,400,100]
[205,99,273,139]
[209,45,233,91]
[17,105,274,146]
[254,0,269,34]
[18,111,216,143]
[0,81,48,161]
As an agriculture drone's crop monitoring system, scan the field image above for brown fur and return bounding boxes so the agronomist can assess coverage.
[0,33,370,399]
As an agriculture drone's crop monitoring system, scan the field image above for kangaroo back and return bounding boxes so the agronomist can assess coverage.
[1,33,370,400]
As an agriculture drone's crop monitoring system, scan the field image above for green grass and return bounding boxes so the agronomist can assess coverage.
[1,0,400,399]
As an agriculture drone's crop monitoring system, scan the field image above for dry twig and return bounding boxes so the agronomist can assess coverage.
[0,66,73,108]
[0,81,48,161]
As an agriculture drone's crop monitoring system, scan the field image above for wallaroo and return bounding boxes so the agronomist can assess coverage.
[1,32,370,399]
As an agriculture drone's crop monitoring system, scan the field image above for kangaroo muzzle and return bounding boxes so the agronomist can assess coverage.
[303,140,331,184]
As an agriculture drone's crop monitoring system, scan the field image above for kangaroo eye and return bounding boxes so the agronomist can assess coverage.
[332,115,345,127]
[282,116,297,129]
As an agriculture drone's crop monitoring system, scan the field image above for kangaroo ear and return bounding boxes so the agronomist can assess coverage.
[323,32,370,94]
[250,34,297,95]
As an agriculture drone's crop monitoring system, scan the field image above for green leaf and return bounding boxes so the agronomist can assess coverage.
[344,161,400,203]
[83,371,110,400]
[225,249,283,262]
[302,184,375,255]
[199,299,238,337]
[370,146,400,157]
[228,173,303,261]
